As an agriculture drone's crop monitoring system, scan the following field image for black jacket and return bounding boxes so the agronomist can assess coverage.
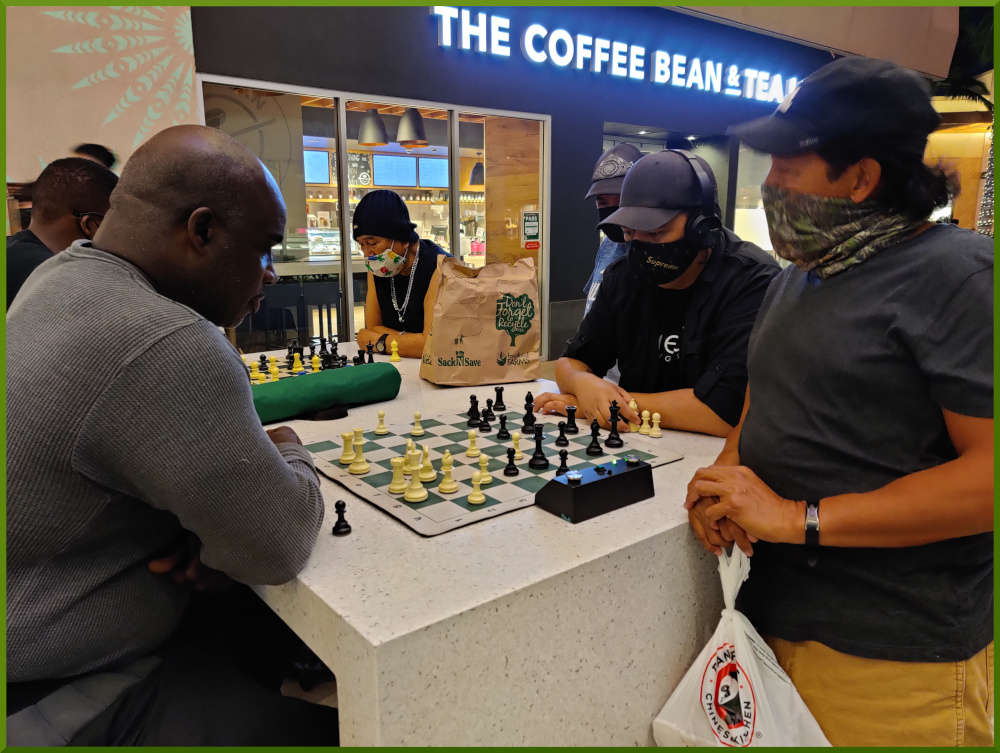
[563,230,779,426]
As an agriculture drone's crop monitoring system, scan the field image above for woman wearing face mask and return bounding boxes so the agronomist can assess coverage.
[534,150,779,436]
[354,190,451,358]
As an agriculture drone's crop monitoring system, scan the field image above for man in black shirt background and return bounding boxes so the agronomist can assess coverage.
[535,150,777,436]
[6,157,118,307]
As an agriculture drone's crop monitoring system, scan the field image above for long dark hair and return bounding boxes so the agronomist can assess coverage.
[817,137,959,220]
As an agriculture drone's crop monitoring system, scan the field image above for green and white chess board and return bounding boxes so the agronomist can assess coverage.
[307,411,683,536]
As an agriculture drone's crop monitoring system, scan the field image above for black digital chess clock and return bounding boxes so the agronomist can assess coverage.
[534,456,654,523]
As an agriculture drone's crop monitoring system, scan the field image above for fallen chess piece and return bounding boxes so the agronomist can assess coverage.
[331,500,352,536]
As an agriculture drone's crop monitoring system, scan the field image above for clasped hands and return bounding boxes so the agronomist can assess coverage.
[685,464,804,556]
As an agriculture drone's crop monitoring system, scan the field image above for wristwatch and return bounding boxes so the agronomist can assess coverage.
[375,333,390,354]
[804,499,821,547]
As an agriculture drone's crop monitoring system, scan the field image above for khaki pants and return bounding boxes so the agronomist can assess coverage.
[766,637,993,746]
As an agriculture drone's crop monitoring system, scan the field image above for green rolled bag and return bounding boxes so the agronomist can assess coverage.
[251,362,401,424]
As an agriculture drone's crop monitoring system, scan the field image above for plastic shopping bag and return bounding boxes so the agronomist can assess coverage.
[652,547,830,747]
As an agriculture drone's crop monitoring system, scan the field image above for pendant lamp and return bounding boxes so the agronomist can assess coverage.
[358,108,389,146]
[397,107,429,148]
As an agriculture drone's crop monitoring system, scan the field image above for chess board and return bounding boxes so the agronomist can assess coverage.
[306,410,684,536]
[246,353,367,383]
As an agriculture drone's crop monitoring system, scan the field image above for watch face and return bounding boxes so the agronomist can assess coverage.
[376,337,387,354]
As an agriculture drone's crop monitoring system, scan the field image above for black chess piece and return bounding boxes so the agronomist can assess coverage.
[494,385,507,412]
[352,353,363,365]
[555,421,569,447]
[586,419,605,456]
[321,352,334,370]
[467,395,481,427]
[258,354,268,371]
[564,405,580,434]
[366,343,375,363]
[339,355,348,368]
[528,424,549,470]
[555,449,569,476]
[309,344,316,359]
[521,396,536,432]
[525,391,534,406]
[331,500,352,536]
[319,337,328,355]
[478,416,491,433]
[496,414,511,441]
[330,339,339,359]
[285,343,295,371]
[605,402,624,448]
[503,447,519,476]
[482,399,496,422]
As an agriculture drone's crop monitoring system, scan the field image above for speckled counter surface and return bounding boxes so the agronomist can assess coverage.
[254,347,724,745]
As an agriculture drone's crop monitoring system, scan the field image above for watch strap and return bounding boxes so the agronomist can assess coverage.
[804,499,821,548]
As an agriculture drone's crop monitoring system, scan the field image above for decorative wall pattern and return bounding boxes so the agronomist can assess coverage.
[5,6,199,181]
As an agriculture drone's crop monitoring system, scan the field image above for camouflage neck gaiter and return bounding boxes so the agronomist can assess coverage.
[761,184,926,279]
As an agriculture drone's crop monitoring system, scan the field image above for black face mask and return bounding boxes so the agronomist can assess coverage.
[627,238,701,285]
[597,206,625,243]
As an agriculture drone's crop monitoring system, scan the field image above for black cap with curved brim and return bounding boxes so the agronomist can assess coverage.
[727,55,940,157]
[585,143,643,199]
[598,149,714,232]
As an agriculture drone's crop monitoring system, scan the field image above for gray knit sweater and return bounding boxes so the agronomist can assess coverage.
[7,241,325,682]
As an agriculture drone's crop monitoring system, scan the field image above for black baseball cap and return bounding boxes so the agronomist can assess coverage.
[598,150,717,232]
[728,56,940,158]
[584,143,642,199]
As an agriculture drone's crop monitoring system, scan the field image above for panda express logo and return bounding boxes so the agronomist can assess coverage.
[700,642,756,746]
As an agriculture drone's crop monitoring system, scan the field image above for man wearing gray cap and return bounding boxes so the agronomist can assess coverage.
[582,143,641,314]
[686,56,993,745]
[535,150,777,436]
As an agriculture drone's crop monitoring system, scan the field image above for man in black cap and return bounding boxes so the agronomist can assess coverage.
[686,56,993,745]
[535,150,778,436]
[6,157,118,307]
[582,143,642,314]
[354,189,451,358]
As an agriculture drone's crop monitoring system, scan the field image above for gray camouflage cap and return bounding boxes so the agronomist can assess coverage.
[585,143,642,199]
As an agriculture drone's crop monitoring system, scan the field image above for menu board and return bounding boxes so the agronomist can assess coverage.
[348,152,372,186]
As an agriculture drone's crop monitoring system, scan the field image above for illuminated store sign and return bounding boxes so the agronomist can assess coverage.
[431,6,800,104]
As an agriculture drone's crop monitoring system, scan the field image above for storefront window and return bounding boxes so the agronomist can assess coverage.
[732,144,777,256]
[458,114,487,267]
[202,83,344,351]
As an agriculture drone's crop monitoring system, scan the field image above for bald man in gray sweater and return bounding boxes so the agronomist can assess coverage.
[7,126,338,745]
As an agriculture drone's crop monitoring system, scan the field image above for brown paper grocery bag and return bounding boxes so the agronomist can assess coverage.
[420,257,540,385]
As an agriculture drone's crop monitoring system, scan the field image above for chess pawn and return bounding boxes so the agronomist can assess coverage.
[388,456,408,494]
[418,445,437,483]
[339,431,356,464]
[249,362,265,383]
[628,399,641,432]
[269,356,280,381]
[348,437,370,475]
[512,431,524,460]
[478,454,493,485]
[375,409,389,435]
[292,353,305,374]
[465,429,481,459]
[639,409,651,435]
[411,411,425,436]
[467,470,486,505]
[403,471,428,503]
[389,339,401,362]
[311,354,321,373]
[403,448,421,477]
[650,412,662,438]
[438,451,458,494]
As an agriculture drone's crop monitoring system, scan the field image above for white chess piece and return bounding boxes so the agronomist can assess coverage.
[375,410,389,435]
[339,431,356,465]
[650,412,662,438]
[403,471,428,503]
[403,448,420,477]
[628,399,640,432]
[348,437,370,475]
[639,409,651,435]
[388,456,408,493]
[411,411,425,437]
[478,454,493,485]
[418,444,437,483]
[437,451,458,494]
[467,470,486,505]
[512,431,524,460]
[389,339,401,362]
[465,429,480,459]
